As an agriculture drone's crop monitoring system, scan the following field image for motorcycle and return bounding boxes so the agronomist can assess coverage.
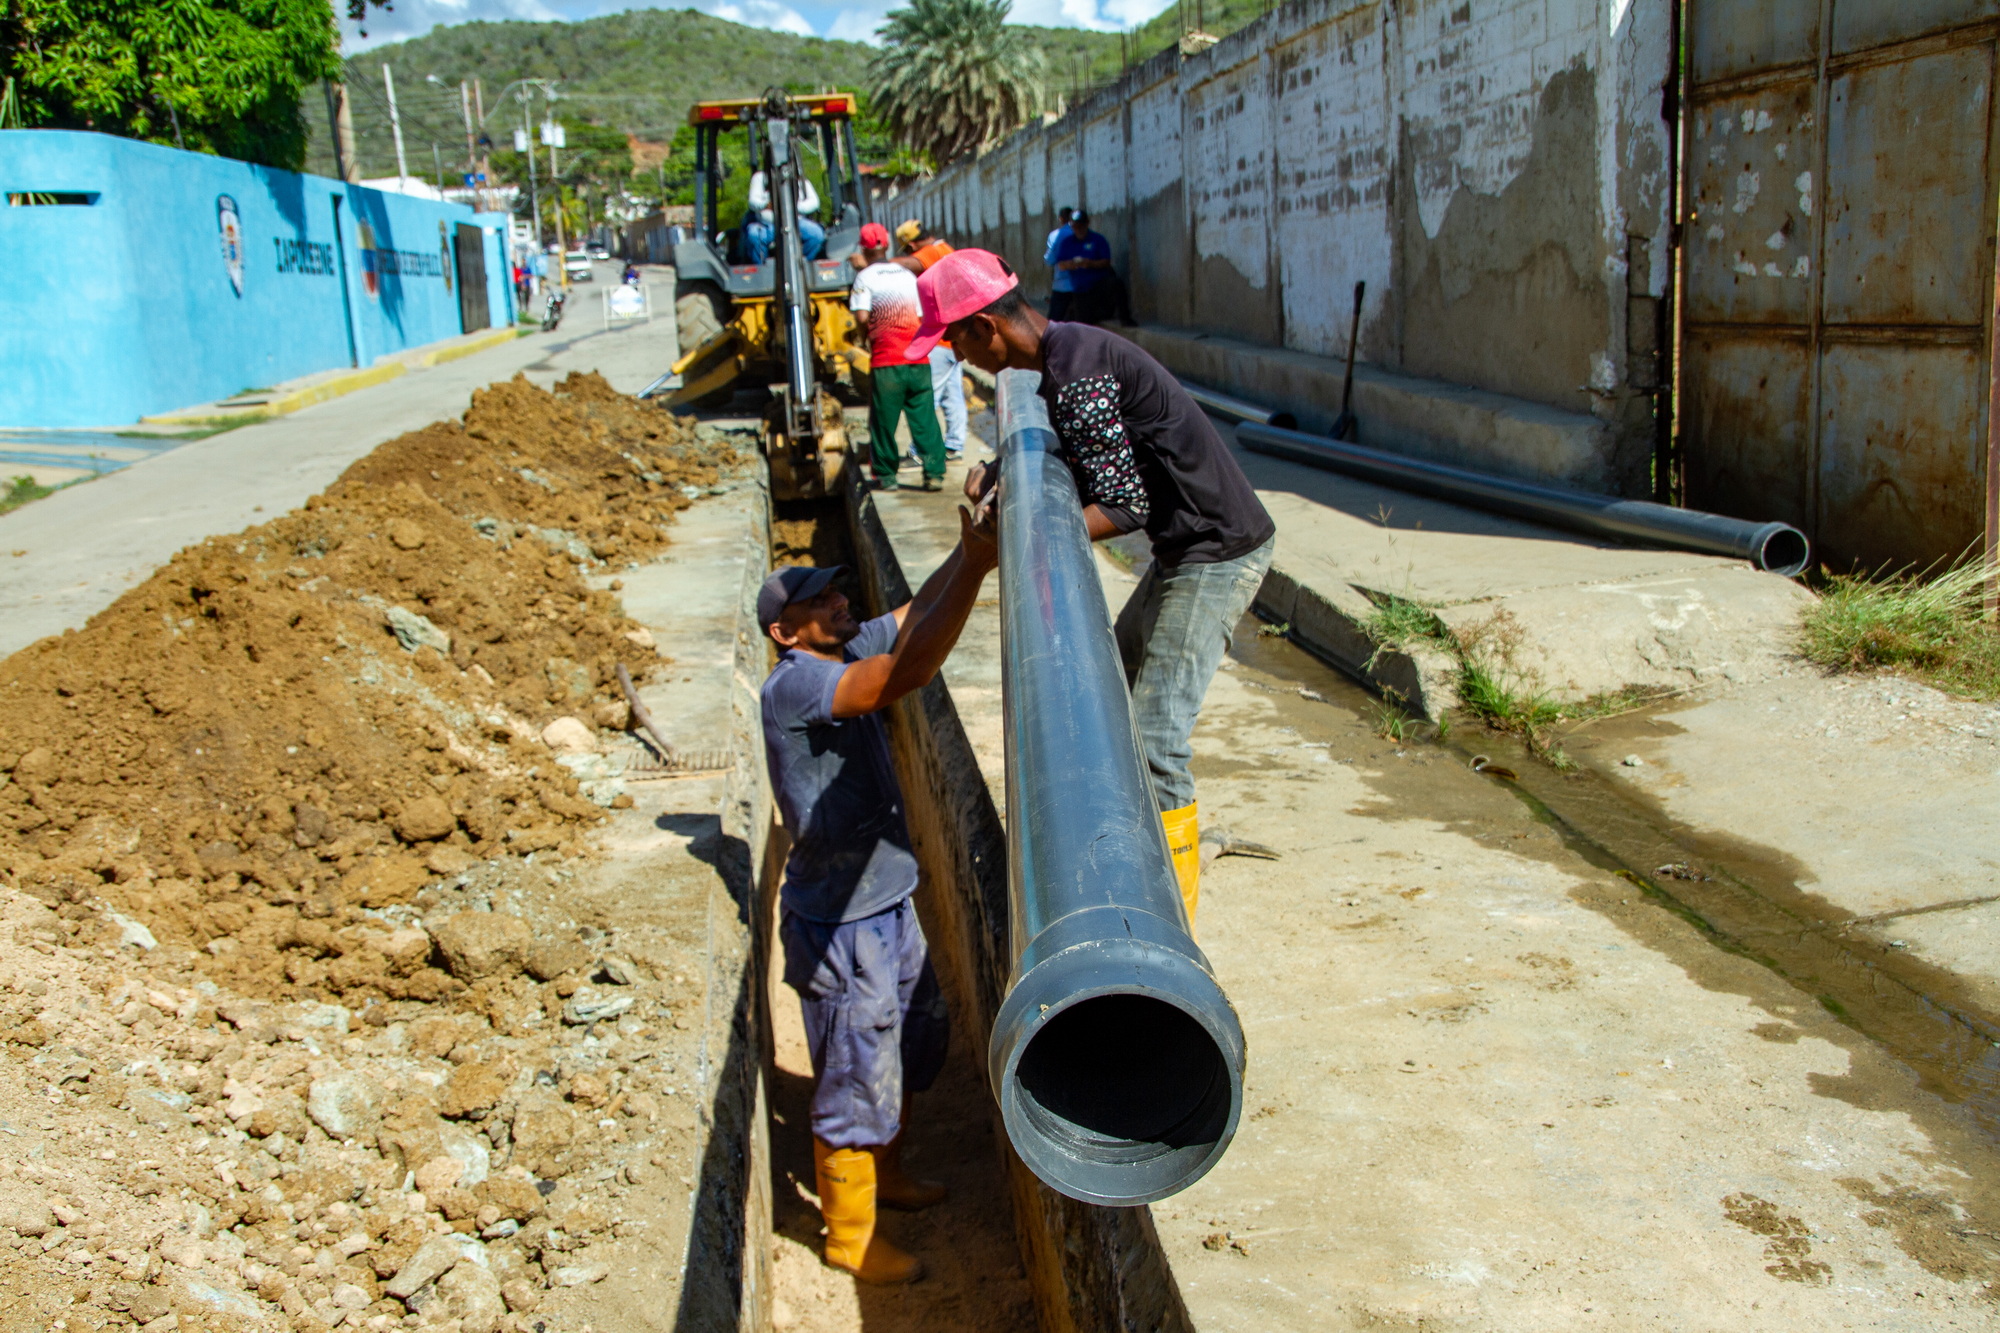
[542,287,567,332]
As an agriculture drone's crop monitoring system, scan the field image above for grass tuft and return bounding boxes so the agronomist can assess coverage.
[1801,559,2000,699]
[0,475,53,516]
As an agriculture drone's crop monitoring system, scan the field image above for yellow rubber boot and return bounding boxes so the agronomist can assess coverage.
[1162,802,1201,929]
[874,1130,948,1212]
[815,1139,924,1284]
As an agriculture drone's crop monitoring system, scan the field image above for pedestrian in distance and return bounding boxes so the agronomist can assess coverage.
[1051,211,1115,325]
[908,249,1277,926]
[848,222,948,491]
[1043,206,1075,321]
[892,219,968,464]
[758,503,999,1285]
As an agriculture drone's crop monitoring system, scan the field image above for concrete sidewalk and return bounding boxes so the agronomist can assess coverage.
[1211,419,2000,1048]
[0,311,679,660]
[862,456,2000,1329]
[1221,423,1815,715]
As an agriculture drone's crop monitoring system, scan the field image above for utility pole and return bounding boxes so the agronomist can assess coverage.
[325,80,360,182]
[460,80,477,195]
[518,85,541,247]
[474,80,489,213]
[544,88,568,279]
[382,65,410,192]
[432,142,444,192]
[544,110,568,278]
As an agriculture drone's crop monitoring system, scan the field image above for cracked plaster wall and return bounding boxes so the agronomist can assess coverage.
[877,0,1672,495]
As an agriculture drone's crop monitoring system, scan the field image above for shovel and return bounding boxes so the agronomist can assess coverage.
[1332,280,1365,442]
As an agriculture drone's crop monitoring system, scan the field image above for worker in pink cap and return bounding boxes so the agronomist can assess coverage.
[905,249,1276,928]
[849,221,948,491]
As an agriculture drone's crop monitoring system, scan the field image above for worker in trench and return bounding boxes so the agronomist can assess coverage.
[906,248,1276,927]
[758,503,999,1284]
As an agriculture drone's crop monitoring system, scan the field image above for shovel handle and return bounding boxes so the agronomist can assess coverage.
[1339,280,1365,413]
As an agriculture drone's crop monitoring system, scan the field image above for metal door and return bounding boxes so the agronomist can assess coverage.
[1681,0,2000,571]
[454,223,489,333]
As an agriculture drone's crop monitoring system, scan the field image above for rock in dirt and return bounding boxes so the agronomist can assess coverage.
[385,1233,467,1299]
[525,938,590,982]
[385,604,452,655]
[414,1155,465,1197]
[441,1255,506,1333]
[307,1069,381,1142]
[561,989,634,1026]
[540,716,596,753]
[426,844,479,876]
[387,518,428,551]
[430,912,531,980]
[441,1058,512,1119]
[0,1198,52,1237]
[393,794,457,844]
[551,1263,609,1286]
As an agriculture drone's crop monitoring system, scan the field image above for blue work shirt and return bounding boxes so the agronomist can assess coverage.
[1044,224,1074,293]
[760,612,919,923]
[1053,230,1110,292]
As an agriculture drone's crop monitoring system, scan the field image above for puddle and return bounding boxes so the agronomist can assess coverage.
[1230,617,2000,1146]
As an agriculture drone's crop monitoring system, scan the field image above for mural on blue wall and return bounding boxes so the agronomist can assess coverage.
[217,195,245,297]
[0,130,512,429]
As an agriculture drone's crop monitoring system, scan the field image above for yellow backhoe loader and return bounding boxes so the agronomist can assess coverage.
[661,90,873,501]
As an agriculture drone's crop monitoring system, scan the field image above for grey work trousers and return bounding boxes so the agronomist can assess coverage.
[1113,535,1276,812]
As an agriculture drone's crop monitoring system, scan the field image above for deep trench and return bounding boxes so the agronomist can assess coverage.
[757,496,1037,1333]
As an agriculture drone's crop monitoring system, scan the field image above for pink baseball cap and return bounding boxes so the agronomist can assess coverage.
[907,249,1019,359]
[859,221,890,250]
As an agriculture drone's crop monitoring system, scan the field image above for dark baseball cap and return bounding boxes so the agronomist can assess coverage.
[758,564,846,628]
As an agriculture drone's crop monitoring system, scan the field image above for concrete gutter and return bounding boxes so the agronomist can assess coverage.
[1125,324,1632,495]
[140,326,524,427]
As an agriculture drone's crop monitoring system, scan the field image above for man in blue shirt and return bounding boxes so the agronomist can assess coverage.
[759,505,996,1284]
[1052,210,1113,324]
[1042,205,1075,319]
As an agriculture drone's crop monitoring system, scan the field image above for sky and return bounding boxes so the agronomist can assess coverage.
[338,0,1175,52]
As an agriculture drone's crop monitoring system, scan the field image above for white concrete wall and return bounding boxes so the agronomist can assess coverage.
[879,0,1673,495]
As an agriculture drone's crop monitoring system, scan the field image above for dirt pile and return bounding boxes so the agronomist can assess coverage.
[0,371,735,1002]
[0,372,744,1332]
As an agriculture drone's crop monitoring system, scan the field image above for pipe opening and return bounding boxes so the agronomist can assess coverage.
[1014,993,1232,1165]
[1268,411,1298,430]
[1758,526,1811,577]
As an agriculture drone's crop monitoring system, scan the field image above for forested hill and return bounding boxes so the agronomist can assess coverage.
[304,7,1120,183]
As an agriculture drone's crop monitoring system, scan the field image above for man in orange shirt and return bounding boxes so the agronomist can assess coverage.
[893,219,966,461]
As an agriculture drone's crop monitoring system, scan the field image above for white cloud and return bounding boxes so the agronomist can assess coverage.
[338,0,1175,53]
[827,6,890,43]
[340,0,558,52]
[699,0,818,35]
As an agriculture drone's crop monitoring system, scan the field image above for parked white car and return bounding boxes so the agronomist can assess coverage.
[563,251,594,282]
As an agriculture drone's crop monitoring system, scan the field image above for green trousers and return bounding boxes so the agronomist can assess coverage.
[868,362,946,484]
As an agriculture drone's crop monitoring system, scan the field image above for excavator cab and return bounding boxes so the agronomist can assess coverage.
[666,92,873,501]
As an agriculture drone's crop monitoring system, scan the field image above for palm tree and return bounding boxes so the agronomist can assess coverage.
[867,0,1046,168]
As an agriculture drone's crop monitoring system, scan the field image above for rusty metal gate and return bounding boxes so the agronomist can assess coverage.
[1681,0,2000,572]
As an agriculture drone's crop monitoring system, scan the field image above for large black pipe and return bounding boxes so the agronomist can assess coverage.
[1178,381,1298,431]
[987,370,1245,1207]
[1235,419,1812,577]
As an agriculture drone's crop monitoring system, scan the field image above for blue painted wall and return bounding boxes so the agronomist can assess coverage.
[1,131,510,428]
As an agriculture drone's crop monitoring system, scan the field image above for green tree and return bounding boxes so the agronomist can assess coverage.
[867,0,1045,168]
[0,0,383,170]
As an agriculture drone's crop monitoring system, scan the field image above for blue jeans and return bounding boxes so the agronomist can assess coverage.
[743,215,825,264]
[781,897,949,1148]
[928,345,966,454]
[1114,536,1275,811]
